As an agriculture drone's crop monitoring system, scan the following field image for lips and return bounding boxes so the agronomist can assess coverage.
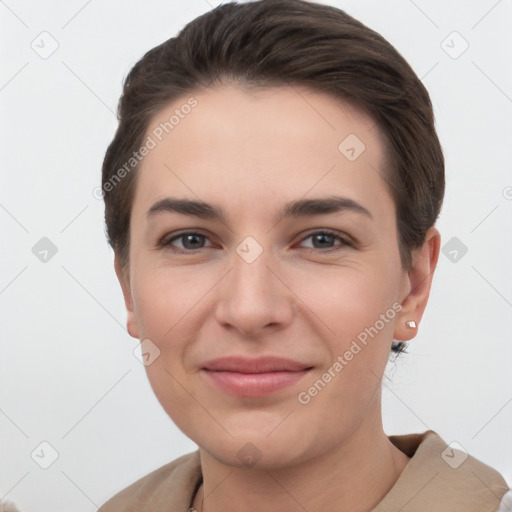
[201,356,312,373]
[201,356,313,397]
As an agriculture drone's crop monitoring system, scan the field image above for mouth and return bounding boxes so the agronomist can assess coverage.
[201,356,313,397]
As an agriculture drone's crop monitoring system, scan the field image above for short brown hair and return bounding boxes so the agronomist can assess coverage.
[101,0,445,353]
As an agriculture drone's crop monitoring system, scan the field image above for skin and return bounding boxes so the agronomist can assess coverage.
[115,84,440,512]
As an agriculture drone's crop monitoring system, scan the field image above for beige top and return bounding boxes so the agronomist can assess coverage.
[99,430,509,511]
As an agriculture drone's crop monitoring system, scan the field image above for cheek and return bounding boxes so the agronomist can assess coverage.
[132,268,203,430]
[285,262,400,412]
[131,265,214,341]
[129,265,221,408]
[289,262,399,344]
[291,269,397,431]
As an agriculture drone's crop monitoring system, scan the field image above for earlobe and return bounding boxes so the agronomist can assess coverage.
[394,227,441,341]
[113,254,140,340]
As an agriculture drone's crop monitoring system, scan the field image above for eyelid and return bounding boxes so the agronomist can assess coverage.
[159,229,214,250]
[159,228,355,253]
[294,229,353,251]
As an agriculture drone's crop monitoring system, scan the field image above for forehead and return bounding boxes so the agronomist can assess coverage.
[132,84,394,223]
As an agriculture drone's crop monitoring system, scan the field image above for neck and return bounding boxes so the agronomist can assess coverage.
[192,408,410,512]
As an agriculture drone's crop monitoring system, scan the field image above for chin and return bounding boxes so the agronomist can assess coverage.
[196,428,313,471]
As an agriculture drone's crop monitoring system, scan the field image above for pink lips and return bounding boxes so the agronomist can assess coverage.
[201,356,313,397]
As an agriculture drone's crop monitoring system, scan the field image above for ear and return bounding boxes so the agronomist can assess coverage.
[394,226,441,341]
[114,253,140,340]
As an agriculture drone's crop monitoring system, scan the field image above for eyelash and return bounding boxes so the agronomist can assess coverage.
[159,229,354,255]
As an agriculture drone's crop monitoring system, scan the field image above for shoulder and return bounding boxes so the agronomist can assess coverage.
[98,450,202,512]
[382,430,510,511]
[423,430,508,491]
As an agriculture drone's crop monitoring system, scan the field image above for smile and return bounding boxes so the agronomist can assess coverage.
[201,368,312,397]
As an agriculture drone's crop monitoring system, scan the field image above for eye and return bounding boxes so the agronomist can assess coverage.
[297,230,352,252]
[160,231,213,253]
[159,229,353,254]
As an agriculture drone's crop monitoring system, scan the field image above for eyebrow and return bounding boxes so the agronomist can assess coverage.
[146,195,373,222]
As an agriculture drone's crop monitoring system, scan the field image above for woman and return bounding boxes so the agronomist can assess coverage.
[98,1,510,510]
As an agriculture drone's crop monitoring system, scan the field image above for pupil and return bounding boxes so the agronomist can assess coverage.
[314,234,333,248]
[180,234,334,250]
[184,234,203,249]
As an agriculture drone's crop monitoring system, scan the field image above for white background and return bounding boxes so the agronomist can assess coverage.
[1,0,511,510]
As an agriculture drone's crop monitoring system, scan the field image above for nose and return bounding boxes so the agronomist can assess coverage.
[214,243,294,337]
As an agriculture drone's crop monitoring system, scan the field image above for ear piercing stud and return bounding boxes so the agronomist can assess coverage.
[405,320,417,329]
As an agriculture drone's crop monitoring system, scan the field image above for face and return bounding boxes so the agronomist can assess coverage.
[116,84,432,468]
